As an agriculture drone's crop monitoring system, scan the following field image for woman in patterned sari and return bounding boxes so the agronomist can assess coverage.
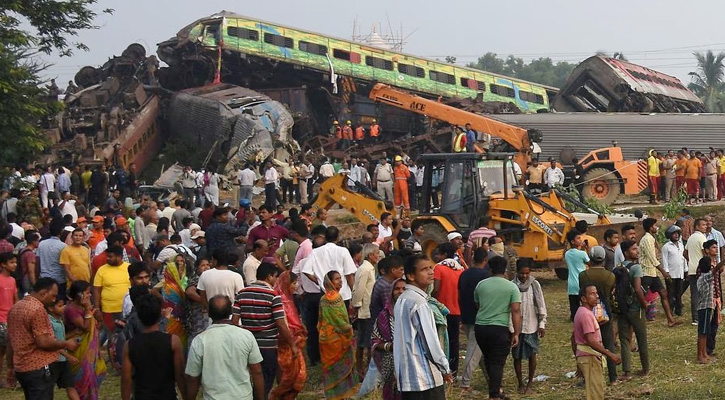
[371,278,407,400]
[64,280,106,400]
[161,254,188,348]
[270,271,308,400]
[318,270,359,399]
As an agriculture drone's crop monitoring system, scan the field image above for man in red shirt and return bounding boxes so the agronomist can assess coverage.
[432,242,464,377]
[246,205,289,258]
[8,278,78,397]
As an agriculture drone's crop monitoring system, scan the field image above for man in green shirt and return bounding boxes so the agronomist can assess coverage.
[617,240,649,380]
[473,256,521,399]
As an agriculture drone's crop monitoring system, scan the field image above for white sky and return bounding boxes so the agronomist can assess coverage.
[40,0,724,87]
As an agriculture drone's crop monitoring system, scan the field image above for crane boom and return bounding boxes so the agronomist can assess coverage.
[368,83,539,170]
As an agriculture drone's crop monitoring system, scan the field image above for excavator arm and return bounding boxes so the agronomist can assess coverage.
[309,174,393,226]
[368,83,536,170]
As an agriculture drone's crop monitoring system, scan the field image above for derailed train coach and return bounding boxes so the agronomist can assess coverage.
[552,56,705,113]
[167,83,296,171]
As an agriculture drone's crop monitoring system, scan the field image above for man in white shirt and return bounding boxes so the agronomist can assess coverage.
[197,251,245,308]
[662,225,686,317]
[319,159,335,180]
[39,166,56,209]
[264,161,279,211]
[543,158,565,189]
[243,239,267,285]
[685,218,708,324]
[238,164,256,203]
[302,226,357,301]
[297,162,311,204]
[58,192,78,222]
[705,215,725,263]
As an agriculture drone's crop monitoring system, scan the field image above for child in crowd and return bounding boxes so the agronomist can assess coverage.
[696,256,715,364]
[0,253,19,388]
[511,259,547,394]
[47,298,81,400]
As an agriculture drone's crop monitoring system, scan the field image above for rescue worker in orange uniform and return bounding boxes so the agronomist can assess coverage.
[393,155,411,215]
[354,121,365,143]
[452,126,467,152]
[341,120,354,150]
[332,120,343,149]
[370,119,381,143]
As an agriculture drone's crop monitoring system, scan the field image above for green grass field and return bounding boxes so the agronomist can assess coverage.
[2,269,721,400]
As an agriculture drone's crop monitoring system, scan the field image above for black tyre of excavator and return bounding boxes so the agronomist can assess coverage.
[581,167,621,205]
[415,218,450,259]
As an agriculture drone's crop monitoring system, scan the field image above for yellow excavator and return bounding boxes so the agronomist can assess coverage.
[310,151,615,264]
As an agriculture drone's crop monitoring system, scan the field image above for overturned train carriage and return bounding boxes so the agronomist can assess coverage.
[167,83,296,171]
[553,56,705,113]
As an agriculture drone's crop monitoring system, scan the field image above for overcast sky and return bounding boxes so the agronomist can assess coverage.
[42,0,725,87]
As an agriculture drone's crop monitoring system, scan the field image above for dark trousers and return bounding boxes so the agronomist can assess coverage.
[667,278,684,316]
[260,348,278,397]
[408,184,417,210]
[618,310,649,373]
[446,314,461,374]
[430,187,440,208]
[690,275,700,322]
[265,183,277,211]
[280,178,294,203]
[401,385,445,400]
[16,366,55,400]
[708,310,720,355]
[600,321,617,383]
[568,295,579,321]
[302,292,323,364]
[475,325,511,398]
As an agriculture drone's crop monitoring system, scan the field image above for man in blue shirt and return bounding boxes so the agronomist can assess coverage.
[37,219,68,299]
[465,123,477,152]
[565,230,590,321]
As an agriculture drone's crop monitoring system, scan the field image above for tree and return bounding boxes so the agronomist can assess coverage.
[467,53,576,88]
[0,2,112,166]
[688,50,725,112]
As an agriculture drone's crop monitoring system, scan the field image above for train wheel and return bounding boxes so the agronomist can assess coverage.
[582,168,621,205]
[416,219,449,259]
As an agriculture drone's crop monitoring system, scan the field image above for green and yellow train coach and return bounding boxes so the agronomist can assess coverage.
[160,11,556,113]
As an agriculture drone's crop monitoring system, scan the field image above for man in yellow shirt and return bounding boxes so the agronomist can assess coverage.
[92,245,130,332]
[59,228,91,287]
[717,149,725,200]
[647,150,661,203]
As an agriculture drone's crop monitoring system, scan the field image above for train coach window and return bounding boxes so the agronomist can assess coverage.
[519,90,546,104]
[491,84,515,98]
[332,49,361,63]
[430,70,455,84]
[398,63,425,78]
[366,56,394,71]
[227,26,259,41]
[263,33,294,48]
[299,41,327,56]
[460,78,486,91]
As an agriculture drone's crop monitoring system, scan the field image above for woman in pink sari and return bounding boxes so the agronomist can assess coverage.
[270,271,308,399]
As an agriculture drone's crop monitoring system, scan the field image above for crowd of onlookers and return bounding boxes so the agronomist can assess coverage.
[646,148,725,204]
[1,157,725,400]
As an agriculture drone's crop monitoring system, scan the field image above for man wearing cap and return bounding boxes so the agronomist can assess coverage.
[341,120,353,150]
[88,215,106,252]
[448,231,468,269]
[373,157,394,203]
[205,206,247,256]
[578,246,618,385]
[179,218,197,248]
[662,225,686,317]
[393,156,411,215]
[191,230,207,260]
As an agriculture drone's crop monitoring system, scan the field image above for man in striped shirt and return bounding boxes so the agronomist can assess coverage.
[232,262,297,397]
[394,254,452,400]
[465,216,497,265]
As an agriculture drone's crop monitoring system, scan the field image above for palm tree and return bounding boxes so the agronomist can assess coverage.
[688,50,725,112]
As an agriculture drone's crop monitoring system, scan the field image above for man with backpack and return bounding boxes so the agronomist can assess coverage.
[579,246,618,385]
[614,240,649,379]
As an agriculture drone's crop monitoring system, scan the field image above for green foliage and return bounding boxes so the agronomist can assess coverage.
[556,183,613,214]
[467,52,576,88]
[688,50,725,112]
[0,2,111,166]
[663,188,688,220]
